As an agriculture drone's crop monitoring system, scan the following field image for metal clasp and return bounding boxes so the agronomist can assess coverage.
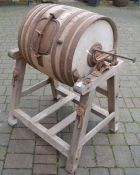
[12,68,20,87]
[76,105,85,129]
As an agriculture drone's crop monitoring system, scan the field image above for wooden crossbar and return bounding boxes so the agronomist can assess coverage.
[49,112,76,135]
[96,86,108,96]
[21,79,50,97]
[56,86,109,119]
[32,93,77,123]
[56,86,79,102]
[80,112,115,147]
[91,104,109,119]
[13,109,70,157]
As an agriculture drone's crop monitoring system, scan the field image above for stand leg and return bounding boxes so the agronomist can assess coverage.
[107,74,119,132]
[66,92,94,173]
[8,59,26,126]
[50,78,59,100]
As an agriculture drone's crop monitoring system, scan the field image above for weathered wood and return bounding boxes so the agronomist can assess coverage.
[21,79,50,97]
[8,48,23,60]
[107,74,119,132]
[80,112,115,146]
[8,54,123,173]
[50,78,59,100]
[66,91,94,173]
[49,112,76,135]
[91,104,109,119]
[56,85,77,97]
[8,59,26,126]
[13,109,70,157]
[56,86,109,119]
[96,86,108,96]
[32,93,77,123]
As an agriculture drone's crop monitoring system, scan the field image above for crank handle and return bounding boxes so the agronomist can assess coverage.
[93,49,136,63]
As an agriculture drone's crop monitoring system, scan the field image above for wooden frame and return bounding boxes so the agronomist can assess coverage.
[8,49,124,173]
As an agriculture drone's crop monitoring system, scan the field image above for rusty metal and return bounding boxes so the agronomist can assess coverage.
[87,43,102,66]
[51,10,84,84]
[58,11,87,84]
[65,15,105,86]
[20,4,53,66]
[92,61,111,76]
[87,41,135,77]
[87,43,117,65]
[18,4,44,64]
[87,43,117,76]
[66,16,118,85]
[94,50,115,63]
[93,49,136,63]
[60,13,94,86]
[31,10,63,55]
[83,77,91,85]
[12,68,20,87]
[76,105,85,129]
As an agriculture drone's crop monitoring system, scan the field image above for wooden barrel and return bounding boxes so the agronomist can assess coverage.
[18,4,117,86]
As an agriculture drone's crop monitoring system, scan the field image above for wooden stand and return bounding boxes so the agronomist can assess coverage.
[8,49,124,173]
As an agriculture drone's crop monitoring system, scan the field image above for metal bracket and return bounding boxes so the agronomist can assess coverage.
[12,68,20,87]
[76,105,85,129]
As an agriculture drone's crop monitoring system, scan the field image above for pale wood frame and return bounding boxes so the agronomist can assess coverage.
[8,49,124,173]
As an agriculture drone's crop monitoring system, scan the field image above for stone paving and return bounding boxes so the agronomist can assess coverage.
[0,0,140,175]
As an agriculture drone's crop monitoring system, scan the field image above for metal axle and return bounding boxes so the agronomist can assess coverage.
[94,49,136,63]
